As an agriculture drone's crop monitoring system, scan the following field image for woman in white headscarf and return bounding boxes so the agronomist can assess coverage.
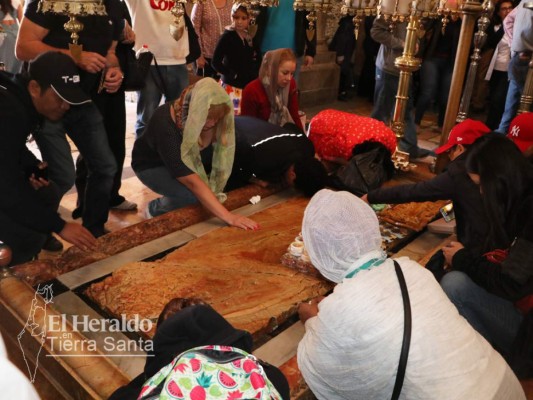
[297,189,525,400]
[132,78,258,230]
[240,48,303,132]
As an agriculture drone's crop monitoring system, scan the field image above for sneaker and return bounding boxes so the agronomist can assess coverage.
[42,235,63,252]
[111,199,138,211]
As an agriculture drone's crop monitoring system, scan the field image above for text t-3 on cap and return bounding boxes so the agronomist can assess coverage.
[28,51,91,106]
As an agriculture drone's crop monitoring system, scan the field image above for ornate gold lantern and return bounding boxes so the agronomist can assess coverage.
[38,0,107,61]
[340,0,378,40]
[293,0,332,41]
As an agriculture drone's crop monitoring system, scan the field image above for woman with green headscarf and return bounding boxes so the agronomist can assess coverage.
[132,78,258,230]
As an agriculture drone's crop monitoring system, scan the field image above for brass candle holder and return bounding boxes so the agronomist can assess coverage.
[375,0,442,142]
[38,0,107,61]
[456,0,493,122]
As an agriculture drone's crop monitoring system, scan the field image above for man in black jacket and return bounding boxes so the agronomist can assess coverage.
[363,119,491,258]
[0,52,96,265]
[226,116,327,197]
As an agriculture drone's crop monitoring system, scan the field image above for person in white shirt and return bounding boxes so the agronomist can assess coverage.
[124,0,200,138]
[297,189,526,400]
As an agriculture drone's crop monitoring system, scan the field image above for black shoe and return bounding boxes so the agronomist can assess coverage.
[42,235,64,252]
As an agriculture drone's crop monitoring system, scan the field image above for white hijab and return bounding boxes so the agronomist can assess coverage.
[297,190,525,400]
[302,190,384,283]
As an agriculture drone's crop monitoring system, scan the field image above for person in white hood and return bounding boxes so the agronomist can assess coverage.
[296,189,525,400]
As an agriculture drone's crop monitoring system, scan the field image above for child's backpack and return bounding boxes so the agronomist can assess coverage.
[138,345,283,400]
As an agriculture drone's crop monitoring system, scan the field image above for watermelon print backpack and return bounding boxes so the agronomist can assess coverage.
[138,345,283,400]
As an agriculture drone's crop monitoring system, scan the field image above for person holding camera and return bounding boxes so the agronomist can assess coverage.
[0,52,97,265]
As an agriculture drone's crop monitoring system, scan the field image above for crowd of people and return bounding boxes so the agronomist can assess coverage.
[0,0,533,398]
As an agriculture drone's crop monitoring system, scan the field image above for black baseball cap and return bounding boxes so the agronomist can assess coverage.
[28,51,91,105]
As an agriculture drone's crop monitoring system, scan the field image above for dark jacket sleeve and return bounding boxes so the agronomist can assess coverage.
[0,105,65,234]
[485,23,504,50]
[367,168,455,204]
[211,31,235,78]
[452,201,533,301]
[329,16,356,58]
[297,10,316,58]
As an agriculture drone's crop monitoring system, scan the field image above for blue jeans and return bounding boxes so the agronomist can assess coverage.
[497,53,530,134]
[34,103,116,236]
[371,68,418,155]
[135,64,189,138]
[440,271,523,356]
[415,57,453,127]
[135,167,198,216]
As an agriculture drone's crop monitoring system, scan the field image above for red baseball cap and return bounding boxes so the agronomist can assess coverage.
[435,119,491,154]
[507,112,533,153]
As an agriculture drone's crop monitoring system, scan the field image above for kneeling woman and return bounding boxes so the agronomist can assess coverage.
[132,78,258,230]
[241,48,303,132]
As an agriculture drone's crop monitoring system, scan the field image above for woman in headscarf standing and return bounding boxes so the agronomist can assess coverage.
[297,189,525,400]
[212,3,260,115]
[132,78,258,230]
[241,48,303,132]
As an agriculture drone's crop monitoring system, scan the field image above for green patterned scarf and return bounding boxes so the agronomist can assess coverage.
[178,78,235,202]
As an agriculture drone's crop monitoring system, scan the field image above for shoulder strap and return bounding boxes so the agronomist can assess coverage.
[150,55,169,99]
[391,260,412,400]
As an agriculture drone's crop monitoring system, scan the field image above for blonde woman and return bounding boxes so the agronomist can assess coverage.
[241,48,303,132]
[132,78,258,230]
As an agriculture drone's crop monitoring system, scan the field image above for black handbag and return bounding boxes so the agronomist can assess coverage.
[330,143,393,196]
[122,46,154,92]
